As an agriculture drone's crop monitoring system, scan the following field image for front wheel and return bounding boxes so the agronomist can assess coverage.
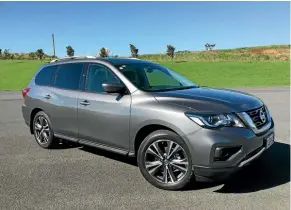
[137,130,194,190]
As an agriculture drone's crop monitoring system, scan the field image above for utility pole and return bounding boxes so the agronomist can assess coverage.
[52,34,56,58]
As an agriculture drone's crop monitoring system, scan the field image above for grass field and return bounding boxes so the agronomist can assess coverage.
[141,45,290,62]
[0,60,43,90]
[0,60,289,90]
[160,61,290,87]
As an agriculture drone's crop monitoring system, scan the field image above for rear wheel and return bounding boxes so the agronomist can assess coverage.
[32,111,58,149]
[137,130,194,190]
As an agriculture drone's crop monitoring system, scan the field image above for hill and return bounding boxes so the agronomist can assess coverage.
[140,45,290,62]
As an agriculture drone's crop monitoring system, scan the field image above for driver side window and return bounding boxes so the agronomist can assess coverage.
[86,64,121,93]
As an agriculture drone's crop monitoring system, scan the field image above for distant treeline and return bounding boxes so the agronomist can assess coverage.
[0,44,289,62]
[0,49,54,60]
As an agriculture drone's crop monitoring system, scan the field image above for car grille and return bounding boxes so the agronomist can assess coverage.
[245,106,268,129]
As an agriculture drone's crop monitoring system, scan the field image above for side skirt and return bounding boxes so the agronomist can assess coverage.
[55,133,79,142]
[54,133,129,156]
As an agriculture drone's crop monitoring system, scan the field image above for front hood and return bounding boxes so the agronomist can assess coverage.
[153,87,263,114]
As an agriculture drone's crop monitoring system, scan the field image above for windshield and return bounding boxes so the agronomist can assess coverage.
[114,62,198,92]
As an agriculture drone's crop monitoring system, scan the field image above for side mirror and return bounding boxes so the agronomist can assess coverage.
[102,83,126,94]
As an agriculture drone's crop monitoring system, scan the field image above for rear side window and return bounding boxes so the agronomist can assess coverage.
[54,63,84,90]
[35,65,58,86]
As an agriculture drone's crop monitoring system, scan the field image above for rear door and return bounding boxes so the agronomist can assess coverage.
[77,63,131,151]
[45,62,86,139]
[26,64,59,126]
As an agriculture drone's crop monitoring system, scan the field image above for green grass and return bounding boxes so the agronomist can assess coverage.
[160,61,290,87]
[0,60,289,90]
[0,60,44,90]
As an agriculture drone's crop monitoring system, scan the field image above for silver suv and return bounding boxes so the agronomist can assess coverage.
[22,57,275,190]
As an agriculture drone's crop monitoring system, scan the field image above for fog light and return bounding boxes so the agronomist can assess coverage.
[214,146,241,161]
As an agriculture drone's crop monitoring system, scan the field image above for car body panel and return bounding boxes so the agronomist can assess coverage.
[77,91,131,150]
[152,87,264,114]
[128,90,203,153]
[24,85,80,138]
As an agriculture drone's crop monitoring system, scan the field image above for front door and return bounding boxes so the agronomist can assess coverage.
[77,63,131,151]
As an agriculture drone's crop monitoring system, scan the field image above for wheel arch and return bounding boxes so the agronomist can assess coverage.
[132,121,186,156]
[30,108,43,134]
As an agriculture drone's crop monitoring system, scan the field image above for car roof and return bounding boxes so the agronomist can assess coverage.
[49,57,150,64]
[41,57,155,70]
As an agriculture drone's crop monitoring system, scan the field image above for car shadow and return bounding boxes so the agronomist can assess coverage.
[78,142,290,193]
[214,141,290,193]
[50,140,81,150]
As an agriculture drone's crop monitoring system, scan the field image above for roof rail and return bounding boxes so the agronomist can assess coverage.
[50,56,96,63]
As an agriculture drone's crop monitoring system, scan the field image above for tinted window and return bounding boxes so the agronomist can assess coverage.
[87,64,120,93]
[35,65,58,86]
[54,63,84,90]
[145,68,181,87]
[114,62,198,92]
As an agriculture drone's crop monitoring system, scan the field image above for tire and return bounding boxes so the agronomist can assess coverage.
[137,130,194,190]
[32,111,58,149]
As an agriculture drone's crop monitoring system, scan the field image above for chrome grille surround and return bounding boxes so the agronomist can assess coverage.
[246,106,268,129]
[237,105,272,135]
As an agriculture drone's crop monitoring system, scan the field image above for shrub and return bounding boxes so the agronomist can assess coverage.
[130,44,139,58]
[66,46,75,57]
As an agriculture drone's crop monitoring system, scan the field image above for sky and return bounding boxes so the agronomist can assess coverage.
[0,1,290,57]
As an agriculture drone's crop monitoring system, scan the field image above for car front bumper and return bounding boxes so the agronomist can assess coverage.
[183,118,275,182]
[193,145,267,182]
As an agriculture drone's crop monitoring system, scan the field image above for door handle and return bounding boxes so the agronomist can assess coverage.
[80,100,90,106]
[44,94,51,99]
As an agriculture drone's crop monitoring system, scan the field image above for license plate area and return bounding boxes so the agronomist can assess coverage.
[264,133,274,149]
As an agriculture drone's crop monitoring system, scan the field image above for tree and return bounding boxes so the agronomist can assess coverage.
[129,44,139,58]
[35,49,44,60]
[99,47,108,57]
[166,45,175,58]
[66,45,74,57]
[205,43,216,50]
[0,49,2,58]
[205,43,210,50]
[29,52,36,59]
[3,49,11,59]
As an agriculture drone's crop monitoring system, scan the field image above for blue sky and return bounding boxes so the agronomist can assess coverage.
[0,1,290,57]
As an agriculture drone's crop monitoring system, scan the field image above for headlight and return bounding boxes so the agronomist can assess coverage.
[186,113,245,128]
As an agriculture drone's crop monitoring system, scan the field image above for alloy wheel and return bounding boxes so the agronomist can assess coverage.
[144,139,189,184]
[34,116,51,144]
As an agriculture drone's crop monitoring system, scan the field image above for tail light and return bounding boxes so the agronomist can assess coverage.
[22,88,31,98]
